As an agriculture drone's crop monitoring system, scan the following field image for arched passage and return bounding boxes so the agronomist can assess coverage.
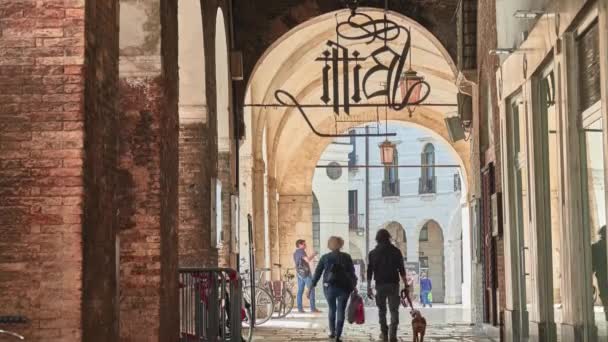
[239,8,473,298]
[418,220,445,303]
[384,221,408,257]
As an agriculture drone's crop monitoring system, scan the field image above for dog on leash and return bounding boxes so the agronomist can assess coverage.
[411,309,426,342]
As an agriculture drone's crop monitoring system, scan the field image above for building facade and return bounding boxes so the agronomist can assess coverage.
[472,0,608,341]
[311,124,470,305]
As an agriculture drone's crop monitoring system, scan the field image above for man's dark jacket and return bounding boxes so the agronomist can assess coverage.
[367,242,406,285]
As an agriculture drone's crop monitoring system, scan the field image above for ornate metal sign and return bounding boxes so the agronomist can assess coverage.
[273,9,431,138]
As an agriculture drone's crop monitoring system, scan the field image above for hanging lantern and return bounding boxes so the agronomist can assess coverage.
[400,69,424,104]
[380,139,396,165]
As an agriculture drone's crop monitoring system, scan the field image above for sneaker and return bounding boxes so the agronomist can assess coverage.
[328,333,335,338]
[311,309,322,313]
[379,333,388,341]
[297,309,305,313]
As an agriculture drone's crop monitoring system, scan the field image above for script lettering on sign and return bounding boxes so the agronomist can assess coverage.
[275,12,431,117]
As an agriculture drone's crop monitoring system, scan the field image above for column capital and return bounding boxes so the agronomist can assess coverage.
[253,159,265,172]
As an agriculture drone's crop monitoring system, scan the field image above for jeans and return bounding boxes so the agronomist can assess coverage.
[297,275,316,311]
[421,290,432,306]
[375,283,400,340]
[324,286,349,337]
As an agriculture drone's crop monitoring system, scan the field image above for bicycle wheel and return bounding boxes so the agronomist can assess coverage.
[274,288,294,318]
[243,286,274,325]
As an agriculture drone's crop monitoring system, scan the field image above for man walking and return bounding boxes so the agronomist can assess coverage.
[367,229,411,342]
[420,272,432,308]
[294,239,320,313]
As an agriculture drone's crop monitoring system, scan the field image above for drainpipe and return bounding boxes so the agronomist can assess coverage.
[365,125,370,268]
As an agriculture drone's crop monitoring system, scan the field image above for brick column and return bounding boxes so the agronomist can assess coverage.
[117,0,179,340]
[177,0,218,268]
[0,1,115,340]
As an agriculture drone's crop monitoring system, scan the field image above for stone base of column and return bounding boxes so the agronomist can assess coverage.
[529,320,557,342]
[503,309,529,342]
[561,322,596,342]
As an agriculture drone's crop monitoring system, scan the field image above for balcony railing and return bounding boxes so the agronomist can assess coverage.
[382,180,400,197]
[419,176,437,194]
[348,213,364,231]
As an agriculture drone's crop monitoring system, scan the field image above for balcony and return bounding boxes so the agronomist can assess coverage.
[382,180,400,197]
[419,177,437,194]
[348,213,364,231]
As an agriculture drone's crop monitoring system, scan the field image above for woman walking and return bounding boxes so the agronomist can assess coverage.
[310,236,357,342]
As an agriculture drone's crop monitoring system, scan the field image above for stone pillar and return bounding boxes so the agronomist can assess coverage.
[252,159,266,268]
[525,77,557,341]
[444,239,463,304]
[278,194,313,274]
[117,0,179,340]
[268,176,281,279]
[499,98,527,342]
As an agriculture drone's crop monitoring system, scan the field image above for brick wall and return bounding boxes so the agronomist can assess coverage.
[0,1,88,340]
[178,122,218,267]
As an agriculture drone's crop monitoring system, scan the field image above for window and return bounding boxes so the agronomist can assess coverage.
[383,149,400,196]
[420,143,436,194]
[348,190,358,230]
[348,130,357,169]
[326,161,342,180]
[454,172,462,192]
[419,225,429,241]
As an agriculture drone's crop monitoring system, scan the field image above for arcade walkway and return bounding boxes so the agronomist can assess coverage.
[250,306,498,342]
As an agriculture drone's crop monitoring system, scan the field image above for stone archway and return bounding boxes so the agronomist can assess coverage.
[240,7,471,275]
[384,221,408,257]
[418,220,445,303]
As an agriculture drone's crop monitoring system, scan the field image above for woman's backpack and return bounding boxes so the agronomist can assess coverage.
[326,252,354,291]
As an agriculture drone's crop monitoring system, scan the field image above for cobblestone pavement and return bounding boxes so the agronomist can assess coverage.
[249,306,498,341]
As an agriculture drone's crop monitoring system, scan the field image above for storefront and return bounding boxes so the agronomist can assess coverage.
[497,1,608,341]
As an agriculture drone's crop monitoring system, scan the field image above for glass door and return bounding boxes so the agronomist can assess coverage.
[580,105,607,342]
[576,19,607,341]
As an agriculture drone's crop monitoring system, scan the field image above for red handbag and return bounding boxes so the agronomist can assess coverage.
[355,299,365,324]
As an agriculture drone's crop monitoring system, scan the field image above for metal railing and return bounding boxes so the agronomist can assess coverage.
[419,176,437,194]
[382,180,400,197]
[179,268,242,342]
[0,316,27,340]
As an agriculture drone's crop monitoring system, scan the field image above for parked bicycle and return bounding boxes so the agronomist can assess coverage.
[258,263,296,318]
[240,268,275,325]
[0,316,27,340]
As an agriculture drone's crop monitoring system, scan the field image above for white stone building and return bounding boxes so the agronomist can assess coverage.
[312,123,470,305]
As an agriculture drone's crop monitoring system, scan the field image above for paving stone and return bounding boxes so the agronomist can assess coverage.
[250,306,498,341]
